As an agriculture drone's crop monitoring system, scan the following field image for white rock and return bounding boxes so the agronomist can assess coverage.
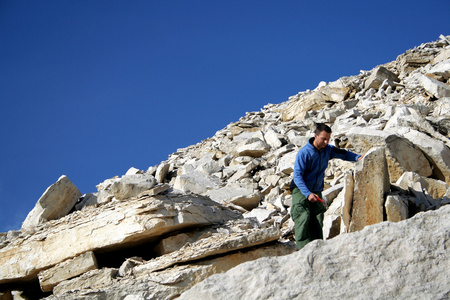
[125,167,142,175]
[364,66,399,90]
[206,185,261,211]
[264,128,282,149]
[276,151,297,175]
[385,195,408,222]
[416,74,450,98]
[402,128,450,184]
[22,175,82,233]
[237,138,270,157]
[173,171,220,194]
[244,208,277,224]
[155,162,171,183]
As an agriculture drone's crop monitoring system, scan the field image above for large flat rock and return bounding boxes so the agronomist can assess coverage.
[0,194,240,284]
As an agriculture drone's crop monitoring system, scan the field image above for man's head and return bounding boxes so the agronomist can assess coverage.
[313,123,331,150]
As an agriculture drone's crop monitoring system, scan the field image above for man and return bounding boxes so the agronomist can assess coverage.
[290,123,362,250]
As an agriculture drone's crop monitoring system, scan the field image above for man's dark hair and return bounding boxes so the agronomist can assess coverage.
[315,123,332,135]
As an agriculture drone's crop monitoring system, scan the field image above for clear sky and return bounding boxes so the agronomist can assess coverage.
[1,1,449,233]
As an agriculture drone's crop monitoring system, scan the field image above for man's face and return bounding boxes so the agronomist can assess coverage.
[314,131,331,150]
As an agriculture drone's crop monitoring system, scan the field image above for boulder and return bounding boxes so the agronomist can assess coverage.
[264,128,283,149]
[237,138,270,157]
[432,97,450,116]
[206,184,261,211]
[173,171,221,194]
[398,52,434,75]
[349,147,390,232]
[244,208,277,224]
[155,162,171,183]
[21,175,82,233]
[96,174,157,202]
[364,66,399,90]
[416,74,450,98]
[427,58,450,80]
[282,79,349,121]
[178,206,450,300]
[347,128,432,182]
[401,129,450,184]
[396,171,449,199]
[276,151,297,175]
[227,159,260,183]
[322,183,344,205]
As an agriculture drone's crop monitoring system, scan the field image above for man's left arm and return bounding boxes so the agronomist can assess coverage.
[330,146,361,162]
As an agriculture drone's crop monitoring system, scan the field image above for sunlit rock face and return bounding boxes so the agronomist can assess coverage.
[1,35,450,299]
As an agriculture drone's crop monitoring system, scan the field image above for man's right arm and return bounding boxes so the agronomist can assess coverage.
[293,151,312,199]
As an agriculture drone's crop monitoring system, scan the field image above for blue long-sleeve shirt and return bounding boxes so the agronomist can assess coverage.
[293,137,360,198]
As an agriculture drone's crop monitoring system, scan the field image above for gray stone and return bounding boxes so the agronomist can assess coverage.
[322,190,343,240]
[125,167,142,175]
[322,183,344,205]
[178,206,450,300]
[173,171,221,194]
[282,79,349,122]
[110,174,157,200]
[427,58,450,80]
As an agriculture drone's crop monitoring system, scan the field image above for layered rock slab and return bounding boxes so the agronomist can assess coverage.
[50,243,295,299]
[0,194,240,283]
[38,251,98,292]
[178,205,450,300]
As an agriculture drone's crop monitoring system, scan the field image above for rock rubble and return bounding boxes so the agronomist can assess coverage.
[1,35,449,299]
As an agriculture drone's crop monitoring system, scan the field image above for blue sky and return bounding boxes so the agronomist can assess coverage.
[1,1,449,232]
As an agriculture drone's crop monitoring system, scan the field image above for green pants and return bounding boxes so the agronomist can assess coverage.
[291,188,326,250]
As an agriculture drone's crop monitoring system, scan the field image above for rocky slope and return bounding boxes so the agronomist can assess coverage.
[0,35,449,299]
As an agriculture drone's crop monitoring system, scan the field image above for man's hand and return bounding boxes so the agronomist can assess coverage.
[308,193,319,202]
